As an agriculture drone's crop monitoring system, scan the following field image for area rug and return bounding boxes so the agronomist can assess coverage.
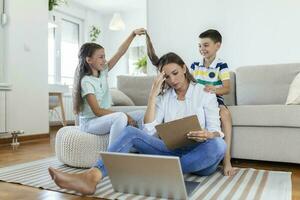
[0,157,291,200]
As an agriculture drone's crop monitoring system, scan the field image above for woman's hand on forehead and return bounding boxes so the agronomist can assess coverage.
[150,71,166,97]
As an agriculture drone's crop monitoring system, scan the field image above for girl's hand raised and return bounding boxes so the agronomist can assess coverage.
[133,28,146,36]
[150,72,166,98]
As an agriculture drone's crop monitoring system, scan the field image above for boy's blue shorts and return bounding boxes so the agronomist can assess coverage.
[217,95,227,108]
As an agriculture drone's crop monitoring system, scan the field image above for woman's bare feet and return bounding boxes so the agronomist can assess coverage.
[48,167,102,195]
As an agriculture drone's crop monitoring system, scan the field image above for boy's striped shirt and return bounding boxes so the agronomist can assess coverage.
[190,57,230,104]
[190,57,230,88]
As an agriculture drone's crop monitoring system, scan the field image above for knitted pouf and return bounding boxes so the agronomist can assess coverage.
[55,126,109,168]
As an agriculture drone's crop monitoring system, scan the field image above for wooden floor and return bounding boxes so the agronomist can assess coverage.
[0,126,299,200]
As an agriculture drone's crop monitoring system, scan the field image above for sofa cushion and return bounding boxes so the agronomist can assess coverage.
[110,88,135,106]
[236,63,300,105]
[286,72,300,105]
[228,105,300,127]
[117,75,155,106]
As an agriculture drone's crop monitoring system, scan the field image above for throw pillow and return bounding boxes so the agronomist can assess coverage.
[286,72,300,105]
[110,88,135,106]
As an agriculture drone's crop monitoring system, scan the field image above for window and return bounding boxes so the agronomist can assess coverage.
[48,12,83,87]
[0,0,4,83]
[48,23,55,84]
[61,19,80,86]
[128,46,147,75]
[0,31,4,82]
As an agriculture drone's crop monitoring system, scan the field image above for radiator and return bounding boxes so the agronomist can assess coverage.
[49,94,75,125]
[0,91,6,133]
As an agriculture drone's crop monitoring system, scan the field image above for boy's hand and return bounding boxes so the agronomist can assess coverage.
[204,85,217,93]
[223,161,238,176]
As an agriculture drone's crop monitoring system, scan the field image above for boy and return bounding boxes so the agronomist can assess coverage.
[146,30,236,176]
[190,29,235,176]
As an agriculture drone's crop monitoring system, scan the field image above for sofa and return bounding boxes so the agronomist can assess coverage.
[112,64,300,164]
[224,63,300,164]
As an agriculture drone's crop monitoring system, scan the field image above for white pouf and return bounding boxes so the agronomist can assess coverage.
[55,126,109,168]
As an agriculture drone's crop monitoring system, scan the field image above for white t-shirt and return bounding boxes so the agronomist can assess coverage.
[80,65,112,119]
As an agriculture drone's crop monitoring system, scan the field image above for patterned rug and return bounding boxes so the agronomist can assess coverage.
[0,157,291,200]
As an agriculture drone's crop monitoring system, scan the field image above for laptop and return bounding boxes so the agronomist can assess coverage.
[100,152,201,200]
[155,115,202,150]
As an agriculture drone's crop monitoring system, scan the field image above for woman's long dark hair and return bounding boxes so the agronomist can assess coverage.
[73,43,104,114]
[157,52,196,94]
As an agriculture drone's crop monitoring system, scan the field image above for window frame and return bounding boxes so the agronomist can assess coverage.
[48,11,84,85]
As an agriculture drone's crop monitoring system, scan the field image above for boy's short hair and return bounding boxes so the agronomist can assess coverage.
[199,29,222,43]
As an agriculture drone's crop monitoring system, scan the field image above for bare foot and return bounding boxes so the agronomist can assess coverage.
[48,167,102,195]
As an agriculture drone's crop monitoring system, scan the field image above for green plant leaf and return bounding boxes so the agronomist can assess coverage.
[89,25,101,42]
[49,0,68,11]
[134,55,147,69]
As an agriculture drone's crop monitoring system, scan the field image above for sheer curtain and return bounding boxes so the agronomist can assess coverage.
[48,12,82,87]
[60,19,79,86]
[0,0,4,83]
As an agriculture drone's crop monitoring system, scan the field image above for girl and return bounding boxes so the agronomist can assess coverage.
[73,28,146,148]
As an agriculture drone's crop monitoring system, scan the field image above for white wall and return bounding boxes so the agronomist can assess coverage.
[147,0,300,72]
[4,0,49,135]
[103,9,147,87]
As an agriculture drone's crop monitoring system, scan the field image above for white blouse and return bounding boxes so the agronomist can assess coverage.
[143,82,224,138]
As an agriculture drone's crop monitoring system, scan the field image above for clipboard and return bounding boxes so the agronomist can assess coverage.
[155,115,202,150]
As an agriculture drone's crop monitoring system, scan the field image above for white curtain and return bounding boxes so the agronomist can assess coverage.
[0,0,4,83]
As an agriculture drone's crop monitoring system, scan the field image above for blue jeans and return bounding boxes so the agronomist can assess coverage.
[96,126,226,177]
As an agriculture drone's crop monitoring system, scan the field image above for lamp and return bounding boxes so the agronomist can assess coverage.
[109,13,125,31]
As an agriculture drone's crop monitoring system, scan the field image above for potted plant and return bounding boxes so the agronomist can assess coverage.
[134,55,147,74]
[49,0,68,11]
[89,25,101,42]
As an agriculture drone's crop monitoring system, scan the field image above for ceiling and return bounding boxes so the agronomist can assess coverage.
[70,0,146,14]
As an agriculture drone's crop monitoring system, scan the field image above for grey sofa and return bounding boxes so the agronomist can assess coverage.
[112,64,300,164]
[110,75,155,113]
[224,63,300,164]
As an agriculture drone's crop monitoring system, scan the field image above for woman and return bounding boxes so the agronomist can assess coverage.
[73,28,146,148]
[49,52,226,195]
[146,32,236,176]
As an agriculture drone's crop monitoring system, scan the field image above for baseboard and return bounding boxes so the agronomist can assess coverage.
[0,133,49,145]
[49,120,75,126]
